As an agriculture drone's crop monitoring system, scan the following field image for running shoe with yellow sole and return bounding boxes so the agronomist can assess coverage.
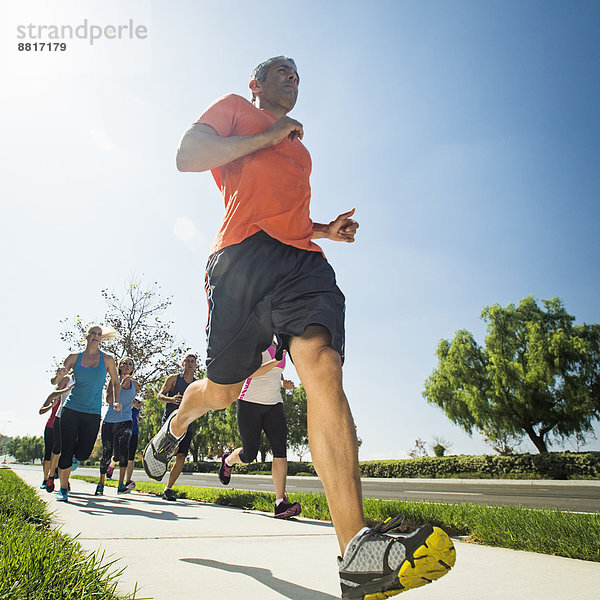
[338,516,455,599]
[142,411,182,480]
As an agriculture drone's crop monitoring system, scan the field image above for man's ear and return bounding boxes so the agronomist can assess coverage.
[249,79,261,96]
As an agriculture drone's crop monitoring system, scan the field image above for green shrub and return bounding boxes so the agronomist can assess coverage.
[358,452,600,479]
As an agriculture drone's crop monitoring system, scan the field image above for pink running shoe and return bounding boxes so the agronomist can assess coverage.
[274,494,302,519]
[218,452,232,485]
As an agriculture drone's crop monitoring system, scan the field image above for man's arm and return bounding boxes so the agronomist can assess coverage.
[157,375,179,404]
[312,208,359,243]
[176,118,304,173]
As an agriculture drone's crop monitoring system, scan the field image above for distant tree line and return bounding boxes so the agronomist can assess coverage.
[6,436,45,463]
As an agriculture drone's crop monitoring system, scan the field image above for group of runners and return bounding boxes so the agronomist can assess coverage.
[41,56,455,599]
[41,336,303,517]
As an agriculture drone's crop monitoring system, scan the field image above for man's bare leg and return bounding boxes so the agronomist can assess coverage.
[170,379,243,437]
[289,325,366,553]
[166,454,186,489]
[272,457,287,500]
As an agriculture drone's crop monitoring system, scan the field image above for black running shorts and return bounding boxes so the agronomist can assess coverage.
[205,231,345,384]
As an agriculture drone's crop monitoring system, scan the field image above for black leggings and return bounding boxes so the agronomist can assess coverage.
[43,426,54,461]
[100,421,132,472]
[52,416,62,455]
[128,433,139,461]
[58,408,101,469]
[237,400,288,463]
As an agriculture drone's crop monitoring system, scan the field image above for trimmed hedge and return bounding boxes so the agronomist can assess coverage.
[173,452,600,480]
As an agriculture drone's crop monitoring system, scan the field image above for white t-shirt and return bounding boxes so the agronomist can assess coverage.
[238,347,285,406]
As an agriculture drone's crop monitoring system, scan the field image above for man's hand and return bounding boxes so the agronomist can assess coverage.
[312,208,359,242]
[263,116,304,146]
[170,393,183,405]
[282,379,296,390]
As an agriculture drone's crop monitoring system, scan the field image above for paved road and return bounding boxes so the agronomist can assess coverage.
[56,465,600,513]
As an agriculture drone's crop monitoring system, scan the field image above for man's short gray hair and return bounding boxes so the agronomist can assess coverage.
[250,55,298,104]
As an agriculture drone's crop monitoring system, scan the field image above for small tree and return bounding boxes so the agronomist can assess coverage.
[430,436,452,457]
[407,438,428,458]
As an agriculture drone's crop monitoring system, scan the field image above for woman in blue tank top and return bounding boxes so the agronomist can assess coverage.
[95,356,140,496]
[56,324,121,502]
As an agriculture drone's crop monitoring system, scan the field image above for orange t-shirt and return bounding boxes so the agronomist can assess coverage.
[196,94,323,256]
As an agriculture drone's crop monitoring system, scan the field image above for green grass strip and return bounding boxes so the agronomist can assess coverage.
[0,468,52,527]
[0,470,142,600]
[75,475,600,562]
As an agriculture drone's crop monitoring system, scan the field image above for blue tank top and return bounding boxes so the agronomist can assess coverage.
[103,377,134,423]
[63,352,107,415]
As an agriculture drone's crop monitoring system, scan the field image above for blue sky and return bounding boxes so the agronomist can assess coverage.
[1,0,599,458]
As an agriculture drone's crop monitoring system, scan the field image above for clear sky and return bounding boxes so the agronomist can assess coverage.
[1,0,599,459]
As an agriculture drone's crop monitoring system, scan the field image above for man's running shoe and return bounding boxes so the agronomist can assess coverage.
[71,457,80,472]
[274,494,302,519]
[40,480,47,489]
[57,487,69,502]
[142,411,182,480]
[125,480,136,491]
[45,476,55,493]
[106,465,114,479]
[162,488,177,501]
[338,516,455,599]
[95,483,104,496]
[218,451,232,485]
[117,483,130,494]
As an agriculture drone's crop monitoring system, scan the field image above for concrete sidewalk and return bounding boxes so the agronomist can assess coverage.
[14,466,600,600]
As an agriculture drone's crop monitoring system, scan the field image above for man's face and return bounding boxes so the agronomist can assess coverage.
[253,59,299,111]
[183,356,197,371]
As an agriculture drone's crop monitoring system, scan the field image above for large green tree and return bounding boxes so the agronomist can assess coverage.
[423,296,600,453]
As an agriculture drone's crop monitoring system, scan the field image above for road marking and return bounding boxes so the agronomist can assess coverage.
[404,491,483,496]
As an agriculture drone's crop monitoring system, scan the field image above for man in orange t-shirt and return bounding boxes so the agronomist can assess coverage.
[143,56,455,599]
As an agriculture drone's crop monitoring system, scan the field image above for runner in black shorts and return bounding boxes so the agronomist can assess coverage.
[144,56,455,599]
[155,353,198,501]
[217,342,301,518]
